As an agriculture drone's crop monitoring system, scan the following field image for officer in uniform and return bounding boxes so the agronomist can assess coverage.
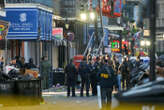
[97,59,116,109]
[78,57,90,97]
[90,57,100,96]
[65,59,77,97]
[120,57,131,90]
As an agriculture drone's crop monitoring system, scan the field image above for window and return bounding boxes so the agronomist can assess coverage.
[0,0,5,8]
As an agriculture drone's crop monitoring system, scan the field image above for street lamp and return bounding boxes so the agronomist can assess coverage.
[140,40,151,54]
[79,11,96,56]
[90,11,96,21]
[140,41,145,46]
[65,24,69,30]
[80,12,87,21]
[140,40,151,47]
[145,40,151,46]
[80,11,96,22]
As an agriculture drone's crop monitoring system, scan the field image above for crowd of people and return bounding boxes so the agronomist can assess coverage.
[64,54,145,110]
[64,54,136,98]
[0,56,51,90]
[0,56,37,74]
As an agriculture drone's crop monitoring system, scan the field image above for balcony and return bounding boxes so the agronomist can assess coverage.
[6,0,54,7]
[126,0,140,2]
[6,0,35,3]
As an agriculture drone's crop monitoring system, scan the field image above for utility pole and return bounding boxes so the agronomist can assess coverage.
[149,0,156,81]
[119,31,122,54]
[98,0,104,53]
[94,12,98,48]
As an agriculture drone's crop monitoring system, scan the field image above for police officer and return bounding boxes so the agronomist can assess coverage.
[78,57,90,97]
[91,57,100,96]
[65,59,77,97]
[120,57,131,90]
[97,59,116,109]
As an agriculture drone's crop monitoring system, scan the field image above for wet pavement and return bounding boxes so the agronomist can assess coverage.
[42,89,99,110]
[0,87,99,110]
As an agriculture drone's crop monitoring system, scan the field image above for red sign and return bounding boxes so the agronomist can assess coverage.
[52,28,63,40]
[73,55,84,69]
[102,0,122,18]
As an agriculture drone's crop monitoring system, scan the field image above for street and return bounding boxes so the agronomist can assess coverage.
[0,0,164,110]
[0,91,99,110]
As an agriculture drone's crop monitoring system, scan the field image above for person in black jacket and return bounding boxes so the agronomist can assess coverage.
[25,58,36,69]
[90,57,100,96]
[78,57,90,97]
[120,57,131,90]
[65,59,77,97]
[97,59,116,109]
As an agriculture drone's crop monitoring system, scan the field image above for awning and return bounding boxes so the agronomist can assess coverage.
[53,39,66,46]
[53,39,72,47]
[1,8,52,40]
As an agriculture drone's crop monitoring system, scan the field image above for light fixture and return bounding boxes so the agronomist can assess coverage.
[140,40,145,46]
[145,40,150,46]
[65,19,69,29]
[80,12,87,21]
[90,12,95,21]
[65,23,69,29]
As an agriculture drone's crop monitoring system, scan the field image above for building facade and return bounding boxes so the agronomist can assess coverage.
[156,0,164,54]
[1,2,53,66]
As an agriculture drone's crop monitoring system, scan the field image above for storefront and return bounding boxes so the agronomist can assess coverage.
[52,22,76,69]
[0,4,53,65]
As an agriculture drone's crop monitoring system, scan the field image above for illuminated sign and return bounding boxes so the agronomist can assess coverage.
[144,30,150,36]
[0,20,9,40]
[52,28,63,40]
[111,40,129,53]
[0,25,5,40]
[111,40,129,48]
[0,25,5,31]
[112,48,120,52]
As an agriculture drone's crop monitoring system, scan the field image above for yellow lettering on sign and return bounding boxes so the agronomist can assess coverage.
[100,73,109,79]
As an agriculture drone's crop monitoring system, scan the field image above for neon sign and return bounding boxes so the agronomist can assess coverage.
[112,48,120,52]
[111,41,119,48]
[111,40,128,48]
[0,25,5,31]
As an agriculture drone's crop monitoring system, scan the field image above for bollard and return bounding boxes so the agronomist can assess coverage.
[97,85,102,109]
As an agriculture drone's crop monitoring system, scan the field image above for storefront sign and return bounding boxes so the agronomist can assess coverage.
[112,48,120,52]
[52,28,63,40]
[1,9,38,39]
[111,40,128,48]
[1,8,52,40]
[111,40,129,53]
[144,30,150,36]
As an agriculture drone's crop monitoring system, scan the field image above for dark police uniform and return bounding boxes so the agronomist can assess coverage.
[78,61,90,97]
[90,61,100,96]
[98,63,115,109]
[121,59,132,90]
[65,62,77,97]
